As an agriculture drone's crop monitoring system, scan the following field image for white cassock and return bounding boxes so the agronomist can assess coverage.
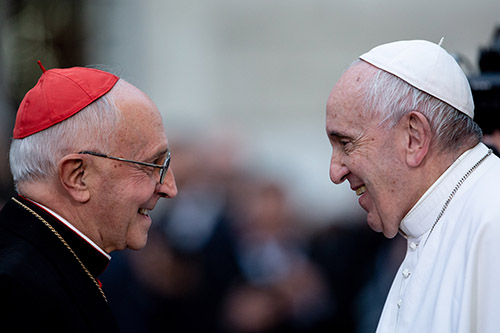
[376,143,500,333]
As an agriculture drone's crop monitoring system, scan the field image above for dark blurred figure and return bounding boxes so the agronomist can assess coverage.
[221,180,333,333]
[470,21,500,155]
[308,221,404,333]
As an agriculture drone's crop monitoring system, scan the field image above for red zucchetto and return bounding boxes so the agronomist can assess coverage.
[13,62,119,139]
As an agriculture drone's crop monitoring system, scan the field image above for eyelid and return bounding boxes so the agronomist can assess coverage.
[157,151,169,163]
[334,135,351,146]
[329,130,349,141]
[149,156,160,164]
[149,150,168,163]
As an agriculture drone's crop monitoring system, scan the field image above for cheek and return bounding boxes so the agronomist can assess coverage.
[118,173,158,200]
[371,177,397,210]
[371,184,405,232]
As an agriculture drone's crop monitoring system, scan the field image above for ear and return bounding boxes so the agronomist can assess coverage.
[402,111,432,167]
[58,155,91,203]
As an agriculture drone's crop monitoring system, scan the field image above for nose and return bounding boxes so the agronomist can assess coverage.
[329,152,349,184]
[156,168,178,198]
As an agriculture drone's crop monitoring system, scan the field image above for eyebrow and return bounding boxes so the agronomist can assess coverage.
[328,130,350,139]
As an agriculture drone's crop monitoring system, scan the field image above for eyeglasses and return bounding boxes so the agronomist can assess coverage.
[79,150,171,184]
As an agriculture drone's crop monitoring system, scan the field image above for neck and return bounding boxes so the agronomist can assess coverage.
[19,181,104,252]
[404,146,465,216]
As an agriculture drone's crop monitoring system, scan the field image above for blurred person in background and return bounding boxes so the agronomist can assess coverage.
[0,63,177,331]
[308,215,398,333]
[221,180,333,333]
[326,39,500,332]
[470,21,500,156]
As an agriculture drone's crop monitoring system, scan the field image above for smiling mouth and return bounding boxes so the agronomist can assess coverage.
[355,185,367,196]
[138,208,150,216]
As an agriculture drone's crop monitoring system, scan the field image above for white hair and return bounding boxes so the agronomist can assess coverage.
[354,60,482,152]
[9,79,126,192]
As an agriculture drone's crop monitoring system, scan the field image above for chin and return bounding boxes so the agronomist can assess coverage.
[366,211,399,239]
[127,236,149,251]
[382,228,399,239]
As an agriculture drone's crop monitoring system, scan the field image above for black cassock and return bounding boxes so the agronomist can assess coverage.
[0,196,119,332]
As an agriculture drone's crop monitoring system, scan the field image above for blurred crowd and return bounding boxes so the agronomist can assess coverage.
[99,138,404,333]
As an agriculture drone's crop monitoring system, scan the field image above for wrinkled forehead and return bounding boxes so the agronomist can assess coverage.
[327,62,378,114]
[326,64,385,137]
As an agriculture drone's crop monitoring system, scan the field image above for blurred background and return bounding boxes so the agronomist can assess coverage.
[1,1,500,332]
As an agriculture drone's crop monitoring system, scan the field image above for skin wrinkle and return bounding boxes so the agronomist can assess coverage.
[327,63,415,238]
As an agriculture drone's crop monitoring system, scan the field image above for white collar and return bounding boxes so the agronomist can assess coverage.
[399,143,489,239]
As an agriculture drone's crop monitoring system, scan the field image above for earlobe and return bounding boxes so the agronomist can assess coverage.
[59,155,91,203]
[405,111,431,167]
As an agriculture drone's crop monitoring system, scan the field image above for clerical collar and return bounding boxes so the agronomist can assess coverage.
[35,201,111,260]
[20,197,111,262]
[399,143,489,239]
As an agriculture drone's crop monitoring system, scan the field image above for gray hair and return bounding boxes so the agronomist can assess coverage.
[354,60,482,152]
[9,79,125,192]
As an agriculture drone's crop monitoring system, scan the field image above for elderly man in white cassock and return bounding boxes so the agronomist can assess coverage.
[326,39,500,332]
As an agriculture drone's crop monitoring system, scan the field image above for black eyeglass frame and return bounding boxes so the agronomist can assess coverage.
[79,150,171,184]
